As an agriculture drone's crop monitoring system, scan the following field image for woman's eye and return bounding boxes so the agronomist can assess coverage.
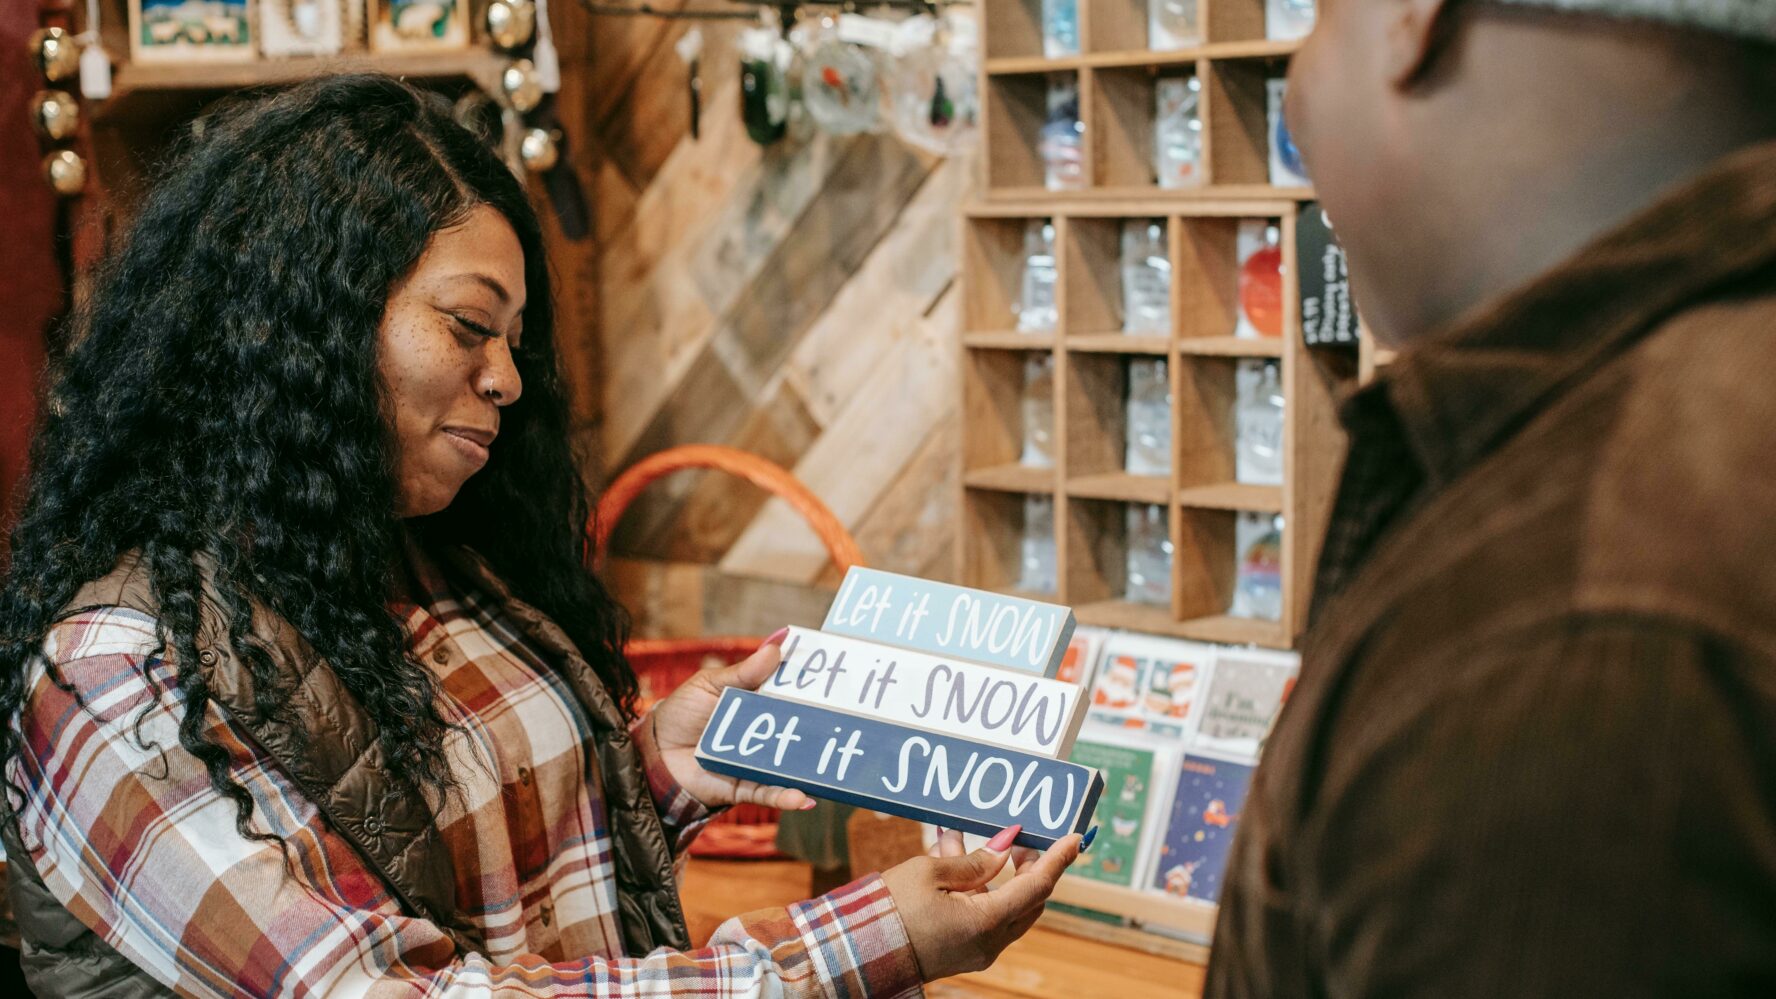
[452,314,498,341]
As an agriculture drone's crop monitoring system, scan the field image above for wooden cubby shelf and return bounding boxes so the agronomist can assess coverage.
[963,0,1360,948]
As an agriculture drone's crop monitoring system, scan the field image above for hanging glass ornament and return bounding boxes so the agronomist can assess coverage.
[32,90,80,142]
[886,14,978,156]
[501,58,544,112]
[738,27,788,146]
[43,150,87,196]
[802,35,880,136]
[485,0,536,51]
[519,127,560,171]
[31,27,81,83]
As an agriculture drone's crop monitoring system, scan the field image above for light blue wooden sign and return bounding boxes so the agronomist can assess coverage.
[822,567,1077,678]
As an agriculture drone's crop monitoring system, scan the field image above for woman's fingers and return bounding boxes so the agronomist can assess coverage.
[972,833,1082,926]
[707,627,790,693]
[728,778,815,811]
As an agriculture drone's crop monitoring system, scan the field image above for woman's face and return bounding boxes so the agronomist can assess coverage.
[379,204,527,518]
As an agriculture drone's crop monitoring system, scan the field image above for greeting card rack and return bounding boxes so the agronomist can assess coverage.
[959,0,1356,954]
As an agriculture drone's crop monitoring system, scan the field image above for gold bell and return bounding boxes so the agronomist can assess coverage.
[30,27,81,83]
[519,127,561,172]
[485,0,536,51]
[501,58,544,113]
[43,150,87,196]
[32,90,80,142]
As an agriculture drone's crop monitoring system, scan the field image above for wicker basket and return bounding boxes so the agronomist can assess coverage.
[594,445,864,858]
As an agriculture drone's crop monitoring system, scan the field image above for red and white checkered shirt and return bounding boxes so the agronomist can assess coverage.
[7,548,922,997]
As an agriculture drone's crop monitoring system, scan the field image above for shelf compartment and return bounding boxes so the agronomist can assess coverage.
[964,216,1053,335]
[1203,56,1284,187]
[1205,0,1269,44]
[981,0,1048,61]
[1177,482,1284,512]
[1067,472,1171,505]
[964,489,1061,597]
[1064,498,1176,609]
[986,71,1085,192]
[963,347,1058,474]
[1063,351,1130,477]
[1174,214,1288,344]
[1175,354,1240,487]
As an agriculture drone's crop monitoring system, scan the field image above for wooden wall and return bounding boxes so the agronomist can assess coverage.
[571,9,971,638]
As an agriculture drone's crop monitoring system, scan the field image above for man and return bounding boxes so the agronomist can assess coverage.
[1210,1,1776,995]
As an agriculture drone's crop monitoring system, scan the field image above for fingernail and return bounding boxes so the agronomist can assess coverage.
[798,799,818,811]
[985,825,1021,852]
[758,626,789,652]
[1081,826,1098,853]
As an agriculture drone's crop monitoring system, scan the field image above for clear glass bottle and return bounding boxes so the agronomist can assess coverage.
[1125,357,1173,476]
[1121,219,1172,333]
[1020,352,1056,468]
[1154,76,1204,189]
[1042,0,1080,56]
[1041,75,1085,191]
[1126,503,1174,606]
[1148,0,1199,50]
[1019,494,1058,594]
[1016,219,1059,332]
[1235,359,1285,486]
[1231,512,1283,621]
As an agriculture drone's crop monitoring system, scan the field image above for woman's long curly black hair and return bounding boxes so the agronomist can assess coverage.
[0,73,634,837]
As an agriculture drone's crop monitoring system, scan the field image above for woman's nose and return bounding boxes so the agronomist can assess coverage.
[477,340,523,406]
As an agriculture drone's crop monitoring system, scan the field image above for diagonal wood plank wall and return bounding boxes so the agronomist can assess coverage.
[568,12,970,638]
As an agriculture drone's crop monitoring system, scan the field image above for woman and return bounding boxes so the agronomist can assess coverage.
[0,74,1078,997]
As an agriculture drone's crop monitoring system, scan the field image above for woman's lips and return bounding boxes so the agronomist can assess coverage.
[442,428,492,468]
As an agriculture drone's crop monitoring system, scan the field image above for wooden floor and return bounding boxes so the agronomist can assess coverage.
[680,858,1201,998]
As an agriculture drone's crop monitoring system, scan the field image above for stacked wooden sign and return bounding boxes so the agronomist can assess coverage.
[697,568,1103,849]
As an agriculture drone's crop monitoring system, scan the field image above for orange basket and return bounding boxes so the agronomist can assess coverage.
[593,445,864,858]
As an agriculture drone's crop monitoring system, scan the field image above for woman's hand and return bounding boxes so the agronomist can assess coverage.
[881,828,1083,981]
[647,628,817,812]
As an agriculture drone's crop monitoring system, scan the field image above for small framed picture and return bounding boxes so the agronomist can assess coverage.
[261,0,345,57]
[130,0,257,63]
[369,0,469,52]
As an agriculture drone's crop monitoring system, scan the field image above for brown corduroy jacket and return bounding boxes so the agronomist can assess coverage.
[1209,140,1776,996]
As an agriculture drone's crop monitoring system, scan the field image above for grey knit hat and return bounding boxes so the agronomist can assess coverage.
[1488,0,1775,41]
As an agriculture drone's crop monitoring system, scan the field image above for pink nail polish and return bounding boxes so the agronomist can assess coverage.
[985,825,1021,852]
[798,799,818,811]
[758,626,789,652]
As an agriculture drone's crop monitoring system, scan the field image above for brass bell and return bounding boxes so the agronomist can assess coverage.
[518,127,560,172]
[485,0,536,51]
[43,150,86,196]
[501,58,544,113]
[32,90,80,142]
[30,27,81,83]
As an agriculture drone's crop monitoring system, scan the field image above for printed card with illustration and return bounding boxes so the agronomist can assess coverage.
[1066,738,1162,887]
[1088,635,1213,739]
[1191,649,1299,762]
[1151,754,1256,904]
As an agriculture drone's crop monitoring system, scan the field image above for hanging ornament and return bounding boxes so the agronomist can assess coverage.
[675,27,703,140]
[485,0,535,51]
[32,90,80,142]
[738,26,788,147]
[500,58,544,113]
[802,36,880,136]
[31,26,82,83]
[532,0,561,92]
[886,13,979,156]
[519,126,561,171]
[43,150,87,196]
[79,0,114,100]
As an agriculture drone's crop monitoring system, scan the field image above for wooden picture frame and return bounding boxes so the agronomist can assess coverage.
[368,0,469,52]
[129,0,257,63]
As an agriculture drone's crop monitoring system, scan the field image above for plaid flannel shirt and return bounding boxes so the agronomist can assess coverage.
[6,547,922,998]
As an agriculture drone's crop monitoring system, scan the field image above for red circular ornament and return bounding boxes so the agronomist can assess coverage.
[1239,244,1284,338]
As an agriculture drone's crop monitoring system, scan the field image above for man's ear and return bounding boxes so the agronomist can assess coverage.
[1383,0,1456,87]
